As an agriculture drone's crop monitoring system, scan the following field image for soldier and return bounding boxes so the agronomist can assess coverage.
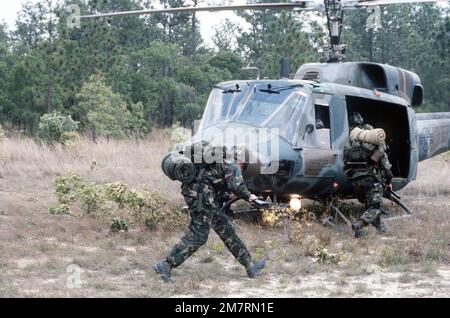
[345,112,394,238]
[315,118,325,129]
[154,143,266,283]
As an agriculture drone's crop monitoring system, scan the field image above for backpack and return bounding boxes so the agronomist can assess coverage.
[344,142,371,163]
[161,152,197,183]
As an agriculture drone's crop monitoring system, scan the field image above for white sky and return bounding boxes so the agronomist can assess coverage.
[0,0,248,48]
[2,1,447,48]
[0,0,33,28]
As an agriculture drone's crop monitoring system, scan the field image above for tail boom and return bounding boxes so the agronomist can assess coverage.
[416,112,450,161]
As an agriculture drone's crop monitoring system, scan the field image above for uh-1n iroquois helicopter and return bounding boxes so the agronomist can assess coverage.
[80,0,450,219]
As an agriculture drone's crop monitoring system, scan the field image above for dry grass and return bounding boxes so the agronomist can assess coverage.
[0,133,449,297]
[0,131,178,198]
[402,152,450,197]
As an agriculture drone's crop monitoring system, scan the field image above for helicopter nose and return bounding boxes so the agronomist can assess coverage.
[221,126,286,176]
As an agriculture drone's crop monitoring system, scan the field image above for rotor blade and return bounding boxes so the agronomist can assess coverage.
[355,0,449,7]
[80,2,313,19]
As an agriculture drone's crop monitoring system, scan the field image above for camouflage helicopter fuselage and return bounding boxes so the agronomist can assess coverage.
[188,62,450,202]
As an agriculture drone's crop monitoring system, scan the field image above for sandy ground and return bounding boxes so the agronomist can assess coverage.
[0,136,449,298]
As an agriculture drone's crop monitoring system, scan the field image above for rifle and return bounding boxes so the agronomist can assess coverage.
[220,197,269,214]
[384,188,413,215]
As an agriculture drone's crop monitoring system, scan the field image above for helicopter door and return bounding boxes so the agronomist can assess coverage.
[329,96,349,149]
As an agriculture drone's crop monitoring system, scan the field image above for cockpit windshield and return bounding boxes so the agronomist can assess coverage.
[199,82,308,144]
[200,85,249,126]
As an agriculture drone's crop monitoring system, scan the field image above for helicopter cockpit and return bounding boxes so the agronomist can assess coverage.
[198,81,311,145]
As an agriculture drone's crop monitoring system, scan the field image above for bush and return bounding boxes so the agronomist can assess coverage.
[75,74,132,140]
[51,173,169,231]
[77,182,108,216]
[54,172,83,205]
[110,217,129,233]
[38,113,79,146]
[48,204,70,215]
[60,131,80,149]
[105,182,129,208]
[126,187,167,231]
[313,247,341,265]
[54,172,109,216]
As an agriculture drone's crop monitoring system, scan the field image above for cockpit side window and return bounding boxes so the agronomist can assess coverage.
[315,105,331,129]
[314,104,332,149]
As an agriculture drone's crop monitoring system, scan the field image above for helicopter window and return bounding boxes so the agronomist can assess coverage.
[200,86,249,130]
[260,93,307,143]
[200,84,308,144]
[315,105,330,129]
[234,87,306,126]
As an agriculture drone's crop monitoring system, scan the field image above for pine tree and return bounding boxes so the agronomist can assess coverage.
[237,1,321,78]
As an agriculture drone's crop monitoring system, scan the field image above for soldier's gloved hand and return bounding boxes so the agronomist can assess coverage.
[249,194,258,202]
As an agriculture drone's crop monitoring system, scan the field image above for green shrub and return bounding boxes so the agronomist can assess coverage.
[126,187,167,231]
[110,217,129,233]
[38,113,79,146]
[53,172,108,216]
[60,131,80,149]
[48,204,70,215]
[313,246,341,265]
[54,172,83,205]
[75,74,132,140]
[77,182,108,215]
[51,173,169,231]
[105,182,129,208]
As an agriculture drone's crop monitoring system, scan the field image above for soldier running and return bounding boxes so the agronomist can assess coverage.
[345,112,394,238]
[154,143,265,283]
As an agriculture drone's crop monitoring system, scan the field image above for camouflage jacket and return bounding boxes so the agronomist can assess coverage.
[181,162,251,211]
[345,128,393,184]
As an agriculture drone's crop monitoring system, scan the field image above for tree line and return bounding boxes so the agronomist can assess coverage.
[0,0,448,139]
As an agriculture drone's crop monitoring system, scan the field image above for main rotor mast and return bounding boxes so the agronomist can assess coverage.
[323,0,347,63]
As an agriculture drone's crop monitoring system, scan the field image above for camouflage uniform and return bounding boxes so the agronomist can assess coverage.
[345,114,393,234]
[166,162,253,268]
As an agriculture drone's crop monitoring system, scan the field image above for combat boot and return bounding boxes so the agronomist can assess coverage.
[153,261,174,283]
[246,259,266,278]
[352,222,363,239]
[374,218,388,234]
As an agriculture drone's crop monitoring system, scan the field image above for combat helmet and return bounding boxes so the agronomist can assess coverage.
[350,112,364,128]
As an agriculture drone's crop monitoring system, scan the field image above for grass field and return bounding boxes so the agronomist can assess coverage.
[0,132,449,297]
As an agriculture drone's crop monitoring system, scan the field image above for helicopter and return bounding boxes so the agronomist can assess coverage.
[79,0,450,215]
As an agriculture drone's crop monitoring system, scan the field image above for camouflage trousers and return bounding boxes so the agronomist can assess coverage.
[166,207,252,269]
[352,176,385,230]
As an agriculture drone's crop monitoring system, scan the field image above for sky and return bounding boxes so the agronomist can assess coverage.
[0,1,31,28]
[0,0,248,48]
[3,1,447,48]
